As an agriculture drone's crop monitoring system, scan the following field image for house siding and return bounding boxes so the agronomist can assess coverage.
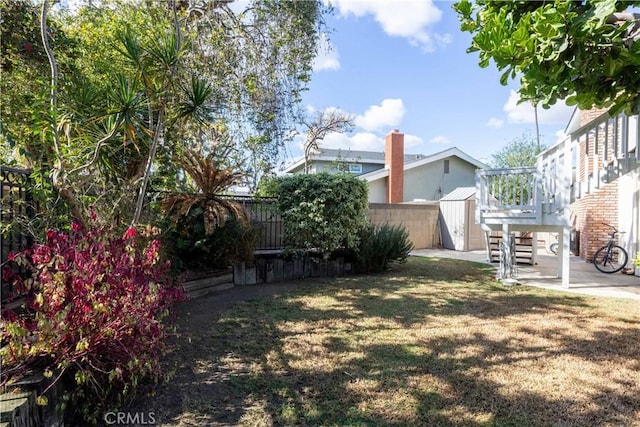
[368,179,387,204]
[403,156,477,201]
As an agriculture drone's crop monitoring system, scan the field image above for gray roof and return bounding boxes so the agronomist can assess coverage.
[312,148,424,163]
[440,186,477,201]
[312,148,383,161]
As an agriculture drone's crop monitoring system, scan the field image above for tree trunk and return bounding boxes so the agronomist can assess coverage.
[41,0,85,224]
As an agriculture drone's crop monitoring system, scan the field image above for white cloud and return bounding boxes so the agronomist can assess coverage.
[486,117,504,129]
[504,90,575,125]
[321,132,384,152]
[313,34,340,72]
[227,0,251,14]
[298,101,420,152]
[355,98,405,132]
[404,134,424,148]
[331,0,450,52]
[429,135,451,145]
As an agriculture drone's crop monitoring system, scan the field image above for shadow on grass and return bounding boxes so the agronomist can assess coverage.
[126,257,640,426]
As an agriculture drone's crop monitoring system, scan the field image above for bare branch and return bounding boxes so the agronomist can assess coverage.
[40,0,60,158]
[302,109,354,173]
[68,121,122,175]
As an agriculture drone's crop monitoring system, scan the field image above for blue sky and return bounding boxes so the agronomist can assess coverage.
[284,0,576,166]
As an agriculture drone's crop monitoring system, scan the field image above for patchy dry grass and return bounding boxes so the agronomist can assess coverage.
[131,257,640,426]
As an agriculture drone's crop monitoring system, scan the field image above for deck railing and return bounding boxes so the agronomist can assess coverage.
[477,111,640,227]
[476,167,542,224]
[539,111,639,206]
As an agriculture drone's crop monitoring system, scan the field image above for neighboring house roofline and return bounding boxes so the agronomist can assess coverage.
[284,147,433,174]
[283,157,306,172]
[360,147,487,183]
[283,150,386,173]
[403,147,488,172]
[360,167,389,181]
[563,106,581,134]
[538,107,611,160]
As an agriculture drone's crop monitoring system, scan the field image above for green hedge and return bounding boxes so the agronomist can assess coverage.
[275,173,368,257]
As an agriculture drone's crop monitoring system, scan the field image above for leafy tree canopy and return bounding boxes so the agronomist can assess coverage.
[1,0,328,224]
[490,131,547,169]
[454,0,640,116]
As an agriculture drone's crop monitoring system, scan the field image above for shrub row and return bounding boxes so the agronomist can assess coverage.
[1,213,185,423]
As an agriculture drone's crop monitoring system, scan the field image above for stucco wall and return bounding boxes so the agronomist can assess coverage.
[403,157,478,202]
[619,170,640,273]
[367,179,387,203]
[367,202,440,249]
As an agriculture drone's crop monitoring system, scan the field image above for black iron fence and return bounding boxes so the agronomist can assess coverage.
[0,175,285,302]
[1,166,36,302]
[222,195,284,251]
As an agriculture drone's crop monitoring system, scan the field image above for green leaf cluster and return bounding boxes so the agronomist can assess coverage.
[275,173,369,257]
[1,0,329,226]
[454,0,640,115]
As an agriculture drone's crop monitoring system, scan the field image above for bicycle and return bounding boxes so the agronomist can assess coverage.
[548,233,558,255]
[593,224,628,274]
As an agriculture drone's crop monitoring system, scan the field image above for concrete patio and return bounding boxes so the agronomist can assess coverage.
[411,248,640,300]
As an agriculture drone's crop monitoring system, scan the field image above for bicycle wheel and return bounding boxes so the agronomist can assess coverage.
[549,243,558,255]
[593,245,628,274]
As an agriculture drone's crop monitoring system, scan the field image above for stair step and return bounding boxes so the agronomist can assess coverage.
[184,273,233,292]
[183,272,234,299]
[488,233,534,265]
[187,282,234,299]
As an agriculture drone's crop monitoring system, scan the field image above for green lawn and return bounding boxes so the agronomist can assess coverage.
[139,257,640,426]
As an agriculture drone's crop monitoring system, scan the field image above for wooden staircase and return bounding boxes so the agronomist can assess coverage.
[488,232,534,265]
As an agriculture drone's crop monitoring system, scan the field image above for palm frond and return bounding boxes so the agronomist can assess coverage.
[159,149,246,235]
[179,149,243,195]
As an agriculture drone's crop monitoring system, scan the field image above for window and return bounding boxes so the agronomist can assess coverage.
[444,159,450,174]
[348,163,362,174]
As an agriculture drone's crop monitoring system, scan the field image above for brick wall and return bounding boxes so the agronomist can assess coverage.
[570,179,618,261]
[579,108,608,126]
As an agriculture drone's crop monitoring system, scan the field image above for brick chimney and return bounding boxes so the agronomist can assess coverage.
[385,129,404,203]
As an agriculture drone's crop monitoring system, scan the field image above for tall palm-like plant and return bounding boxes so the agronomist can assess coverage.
[160,148,246,235]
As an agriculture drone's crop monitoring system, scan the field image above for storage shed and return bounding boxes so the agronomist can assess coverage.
[439,187,484,251]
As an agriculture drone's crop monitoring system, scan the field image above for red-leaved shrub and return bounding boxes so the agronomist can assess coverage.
[0,214,185,423]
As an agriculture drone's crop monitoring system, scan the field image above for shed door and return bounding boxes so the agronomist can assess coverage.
[465,199,484,250]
